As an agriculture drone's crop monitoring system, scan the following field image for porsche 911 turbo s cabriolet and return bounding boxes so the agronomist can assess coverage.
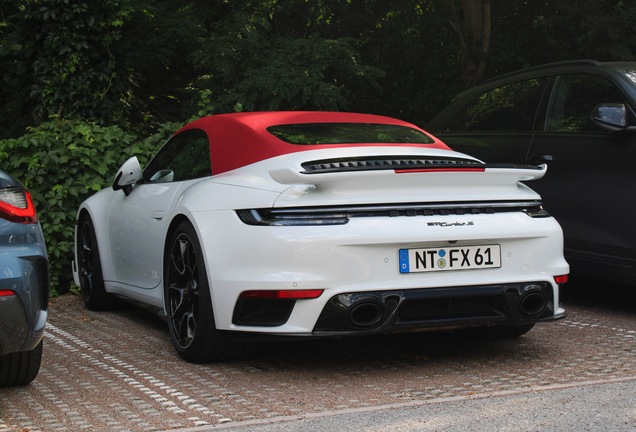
[72,112,569,362]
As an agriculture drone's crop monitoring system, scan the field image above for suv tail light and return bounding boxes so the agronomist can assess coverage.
[0,187,38,223]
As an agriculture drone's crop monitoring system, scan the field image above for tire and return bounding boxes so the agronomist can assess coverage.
[78,216,113,311]
[455,323,535,340]
[0,340,43,387]
[164,220,253,362]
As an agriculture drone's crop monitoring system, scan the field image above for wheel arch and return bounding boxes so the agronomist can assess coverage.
[75,204,115,283]
[161,213,220,319]
[162,214,193,268]
[162,213,196,293]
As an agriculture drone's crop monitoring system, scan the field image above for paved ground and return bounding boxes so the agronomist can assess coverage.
[1,279,636,431]
[194,379,636,432]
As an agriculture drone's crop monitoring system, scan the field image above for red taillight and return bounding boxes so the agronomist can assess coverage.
[555,275,569,284]
[0,188,38,223]
[0,290,16,296]
[239,290,324,299]
[395,168,486,173]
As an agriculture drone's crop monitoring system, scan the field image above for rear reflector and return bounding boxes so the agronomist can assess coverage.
[554,275,569,284]
[0,290,16,297]
[239,290,324,299]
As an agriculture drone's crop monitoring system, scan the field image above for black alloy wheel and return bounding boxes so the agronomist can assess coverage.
[166,229,201,351]
[164,220,254,362]
[78,216,112,310]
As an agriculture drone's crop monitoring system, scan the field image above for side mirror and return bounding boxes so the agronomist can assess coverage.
[529,153,553,165]
[590,103,636,133]
[113,156,142,196]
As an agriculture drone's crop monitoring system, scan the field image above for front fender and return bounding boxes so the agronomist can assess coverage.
[74,187,119,283]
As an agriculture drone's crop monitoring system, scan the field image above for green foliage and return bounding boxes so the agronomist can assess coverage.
[190,3,384,116]
[1,0,136,136]
[487,0,636,77]
[2,0,636,295]
[0,118,167,295]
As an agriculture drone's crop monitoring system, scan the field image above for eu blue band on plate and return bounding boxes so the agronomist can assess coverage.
[399,249,409,273]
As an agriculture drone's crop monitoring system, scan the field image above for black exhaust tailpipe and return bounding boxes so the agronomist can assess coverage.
[348,301,385,328]
[519,291,548,316]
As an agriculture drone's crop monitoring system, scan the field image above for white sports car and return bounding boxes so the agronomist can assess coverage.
[73,112,569,362]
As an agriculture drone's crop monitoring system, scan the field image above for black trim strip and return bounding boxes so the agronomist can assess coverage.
[302,156,482,174]
[237,200,549,226]
[300,156,544,174]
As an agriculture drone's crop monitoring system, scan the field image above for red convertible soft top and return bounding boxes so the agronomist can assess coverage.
[176,112,450,174]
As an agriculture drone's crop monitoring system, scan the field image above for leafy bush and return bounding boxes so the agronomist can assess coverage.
[0,118,179,295]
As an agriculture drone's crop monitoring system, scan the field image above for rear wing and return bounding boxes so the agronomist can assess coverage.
[270,156,547,186]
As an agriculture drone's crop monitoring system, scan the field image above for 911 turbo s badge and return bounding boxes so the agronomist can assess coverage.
[427,221,474,227]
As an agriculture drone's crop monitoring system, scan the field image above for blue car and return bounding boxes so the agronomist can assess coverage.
[0,170,48,386]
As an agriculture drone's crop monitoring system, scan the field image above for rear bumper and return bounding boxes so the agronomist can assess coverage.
[192,208,569,334]
[312,281,564,337]
[230,281,564,339]
[0,254,49,354]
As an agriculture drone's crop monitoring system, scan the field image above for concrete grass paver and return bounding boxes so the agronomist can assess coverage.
[1,291,635,431]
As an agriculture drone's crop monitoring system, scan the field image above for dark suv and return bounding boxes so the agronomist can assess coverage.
[427,60,636,285]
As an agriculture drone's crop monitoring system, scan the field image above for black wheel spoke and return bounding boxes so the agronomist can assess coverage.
[77,217,111,311]
[167,232,200,350]
[80,224,94,301]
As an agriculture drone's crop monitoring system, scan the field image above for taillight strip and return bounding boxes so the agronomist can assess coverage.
[239,290,324,299]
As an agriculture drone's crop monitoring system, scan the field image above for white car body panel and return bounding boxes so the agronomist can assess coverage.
[192,209,567,333]
[107,181,183,289]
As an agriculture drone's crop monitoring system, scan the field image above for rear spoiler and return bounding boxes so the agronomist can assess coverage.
[270,162,547,186]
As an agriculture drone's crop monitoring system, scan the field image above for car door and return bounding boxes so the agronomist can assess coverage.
[528,73,636,273]
[431,77,551,163]
[107,129,212,289]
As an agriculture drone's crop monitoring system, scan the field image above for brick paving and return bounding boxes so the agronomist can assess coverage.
[1,287,635,431]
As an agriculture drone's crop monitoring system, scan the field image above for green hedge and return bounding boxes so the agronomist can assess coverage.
[0,118,181,296]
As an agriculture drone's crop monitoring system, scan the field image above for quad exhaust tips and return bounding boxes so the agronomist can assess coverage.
[312,282,556,335]
[345,287,550,329]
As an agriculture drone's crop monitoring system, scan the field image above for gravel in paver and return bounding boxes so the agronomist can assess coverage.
[1,290,635,431]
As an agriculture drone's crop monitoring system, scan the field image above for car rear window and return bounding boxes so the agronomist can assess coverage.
[266,123,435,145]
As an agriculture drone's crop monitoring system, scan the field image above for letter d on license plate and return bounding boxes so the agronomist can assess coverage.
[399,245,501,273]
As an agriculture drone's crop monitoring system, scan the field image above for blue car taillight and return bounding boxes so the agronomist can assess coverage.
[0,187,38,223]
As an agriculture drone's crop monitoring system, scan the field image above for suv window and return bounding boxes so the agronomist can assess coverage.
[143,129,212,183]
[545,74,630,132]
[447,78,549,132]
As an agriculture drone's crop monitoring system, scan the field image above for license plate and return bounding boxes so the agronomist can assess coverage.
[399,245,501,273]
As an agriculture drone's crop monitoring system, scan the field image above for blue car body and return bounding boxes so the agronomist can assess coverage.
[0,170,48,386]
